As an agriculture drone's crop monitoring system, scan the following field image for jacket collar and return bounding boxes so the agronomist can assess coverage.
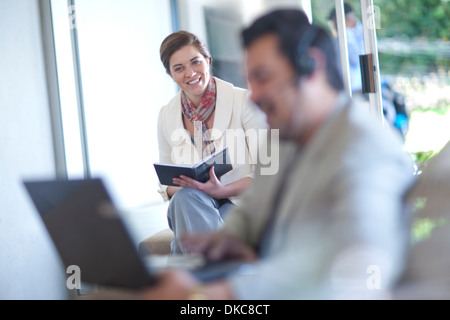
[211,77,233,140]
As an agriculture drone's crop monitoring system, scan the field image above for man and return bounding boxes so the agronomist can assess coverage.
[328,2,365,93]
[141,9,414,300]
[328,3,401,136]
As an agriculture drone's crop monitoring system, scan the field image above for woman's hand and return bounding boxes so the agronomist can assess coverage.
[173,166,226,199]
[166,186,182,199]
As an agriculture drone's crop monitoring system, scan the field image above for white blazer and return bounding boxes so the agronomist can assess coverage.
[157,77,268,202]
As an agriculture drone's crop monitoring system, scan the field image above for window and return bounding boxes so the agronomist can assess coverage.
[51,0,176,208]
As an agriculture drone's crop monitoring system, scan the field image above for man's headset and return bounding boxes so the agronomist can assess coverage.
[294,25,321,78]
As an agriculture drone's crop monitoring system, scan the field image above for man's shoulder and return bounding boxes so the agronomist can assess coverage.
[325,96,408,160]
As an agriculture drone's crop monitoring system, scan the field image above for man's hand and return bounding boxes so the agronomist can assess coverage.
[140,269,235,300]
[181,231,258,263]
[140,269,199,300]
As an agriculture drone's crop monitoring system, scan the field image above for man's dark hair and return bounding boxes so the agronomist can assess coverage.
[242,9,344,91]
[328,2,354,20]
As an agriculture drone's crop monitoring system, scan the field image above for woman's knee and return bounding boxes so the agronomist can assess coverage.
[167,188,219,223]
[170,187,208,205]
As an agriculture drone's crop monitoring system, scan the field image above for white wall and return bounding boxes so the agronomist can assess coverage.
[177,0,305,32]
[0,0,67,299]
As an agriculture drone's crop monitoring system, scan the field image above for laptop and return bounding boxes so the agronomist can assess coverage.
[23,178,248,290]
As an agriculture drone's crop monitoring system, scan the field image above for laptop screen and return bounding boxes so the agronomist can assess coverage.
[24,178,155,289]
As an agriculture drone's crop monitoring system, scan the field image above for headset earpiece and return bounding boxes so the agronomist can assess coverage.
[295,53,315,77]
[294,26,320,77]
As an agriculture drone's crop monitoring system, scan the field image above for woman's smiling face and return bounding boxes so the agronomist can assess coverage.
[169,45,211,106]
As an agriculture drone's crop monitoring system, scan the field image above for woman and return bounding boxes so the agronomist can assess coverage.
[157,31,267,254]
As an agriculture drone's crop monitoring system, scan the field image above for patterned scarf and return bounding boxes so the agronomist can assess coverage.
[181,78,216,158]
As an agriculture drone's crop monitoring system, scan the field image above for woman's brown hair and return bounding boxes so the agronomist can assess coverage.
[160,30,211,75]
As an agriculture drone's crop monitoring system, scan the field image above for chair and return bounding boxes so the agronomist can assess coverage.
[394,141,450,299]
[138,228,173,255]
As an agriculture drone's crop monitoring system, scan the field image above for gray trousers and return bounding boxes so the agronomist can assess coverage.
[167,188,234,254]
